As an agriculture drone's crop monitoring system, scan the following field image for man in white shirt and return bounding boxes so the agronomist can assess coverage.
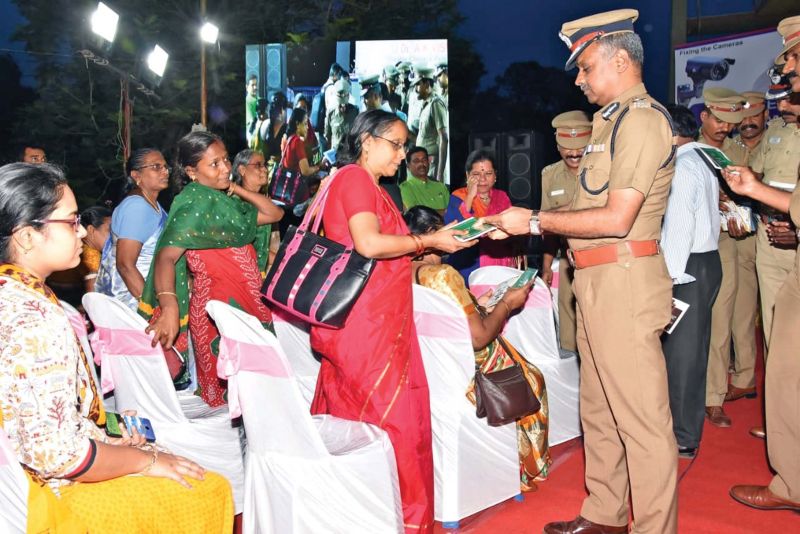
[661,104,724,458]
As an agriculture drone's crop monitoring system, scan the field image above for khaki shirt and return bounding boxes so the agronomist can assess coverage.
[324,104,358,154]
[749,118,800,192]
[540,160,578,210]
[697,132,749,167]
[568,83,675,251]
[416,95,448,157]
[731,132,763,163]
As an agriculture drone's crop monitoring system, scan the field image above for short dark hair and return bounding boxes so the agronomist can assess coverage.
[0,163,67,262]
[338,109,405,165]
[329,63,346,79]
[388,93,402,109]
[465,148,496,175]
[81,205,112,229]
[17,144,45,162]
[403,206,444,235]
[248,74,257,83]
[406,146,429,164]
[666,104,698,139]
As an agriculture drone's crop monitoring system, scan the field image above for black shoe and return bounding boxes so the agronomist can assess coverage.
[678,446,697,459]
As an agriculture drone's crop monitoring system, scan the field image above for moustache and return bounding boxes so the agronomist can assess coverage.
[740,124,758,131]
[780,111,797,118]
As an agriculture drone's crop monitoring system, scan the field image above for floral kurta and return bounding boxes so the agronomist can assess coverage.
[0,275,107,490]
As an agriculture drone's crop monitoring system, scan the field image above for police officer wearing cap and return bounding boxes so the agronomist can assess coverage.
[435,63,449,106]
[483,9,678,533]
[736,92,769,156]
[540,111,591,353]
[721,14,800,513]
[360,74,384,111]
[324,78,358,153]
[412,66,449,183]
[699,88,759,428]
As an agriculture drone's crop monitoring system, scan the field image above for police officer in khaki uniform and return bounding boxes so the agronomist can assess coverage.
[540,111,591,353]
[734,92,768,157]
[484,10,678,533]
[412,67,449,183]
[699,88,759,427]
[723,15,800,513]
[748,90,800,351]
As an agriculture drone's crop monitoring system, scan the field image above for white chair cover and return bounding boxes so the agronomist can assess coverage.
[60,300,116,413]
[469,266,582,445]
[81,293,245,513]
[206,300,402,534]
[412,284,520,524]
[0,429,27,534]
[272,308,320,407]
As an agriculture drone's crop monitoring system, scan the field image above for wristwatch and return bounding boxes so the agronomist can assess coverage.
[529,210,542,235]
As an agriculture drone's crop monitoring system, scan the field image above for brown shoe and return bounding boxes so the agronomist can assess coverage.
[543,516,628,534]
[749,426,766,439]
[705,406,732,427]
[730,485,800,512]
[725,384,757,402]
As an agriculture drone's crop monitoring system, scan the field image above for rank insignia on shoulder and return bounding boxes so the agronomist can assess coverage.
[769,137,782,144]
[585,144,605,154]
[631,98,649,108]
[601,102,620,120]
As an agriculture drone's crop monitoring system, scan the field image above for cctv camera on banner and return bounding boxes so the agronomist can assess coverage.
[677,57,736,106]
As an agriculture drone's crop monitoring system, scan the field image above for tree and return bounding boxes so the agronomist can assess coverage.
[0,53,36,163]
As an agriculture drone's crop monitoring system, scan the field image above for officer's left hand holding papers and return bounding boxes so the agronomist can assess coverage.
[480,207,533,239]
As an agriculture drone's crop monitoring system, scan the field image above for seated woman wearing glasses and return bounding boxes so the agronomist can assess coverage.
[142,131,283,406]
[444,149,523,283]
[231,148,283,276]
[0,163,234,533]
[96,148,170,310]
[405,205,552,491]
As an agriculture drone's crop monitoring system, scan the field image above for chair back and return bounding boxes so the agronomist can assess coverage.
[412,285,475,399]
[206,300,327,458]
[0,428,27,533]
[469,266,560,361]
[272,309,320,378]
[81,293,184,422]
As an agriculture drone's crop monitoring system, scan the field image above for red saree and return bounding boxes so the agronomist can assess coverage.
[310,165,434,533]
[186,244,274,407]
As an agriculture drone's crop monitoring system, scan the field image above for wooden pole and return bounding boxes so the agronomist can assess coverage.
[201,0,207,127]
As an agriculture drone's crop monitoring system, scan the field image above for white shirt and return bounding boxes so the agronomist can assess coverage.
[661,142,721,284]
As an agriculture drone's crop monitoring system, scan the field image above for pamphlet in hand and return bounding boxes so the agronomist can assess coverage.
[719,200,755,233]
[664,298,690,335]
[485,268,538,309]
[694,146,733,170]
[451,217,497,242]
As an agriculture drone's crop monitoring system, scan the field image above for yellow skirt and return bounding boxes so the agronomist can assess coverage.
[46,472,233,534]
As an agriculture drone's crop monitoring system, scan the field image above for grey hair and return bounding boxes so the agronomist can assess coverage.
[597,32,644,70]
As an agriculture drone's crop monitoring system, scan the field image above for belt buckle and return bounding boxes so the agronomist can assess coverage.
[566,249,577,268]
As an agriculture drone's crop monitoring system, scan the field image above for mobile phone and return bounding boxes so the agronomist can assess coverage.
[451,217,497,242]
[105,412,156,442]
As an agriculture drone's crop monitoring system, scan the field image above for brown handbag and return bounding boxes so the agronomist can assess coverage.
[474,337,541,426]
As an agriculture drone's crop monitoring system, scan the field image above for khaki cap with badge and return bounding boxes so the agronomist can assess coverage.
[559,9,639,70]
[396,61,412,74]
[359,74,380,96]
[552,110,592,150]
[774,15,800,65]
[740,91,767,117]
[333,78,351,105]
[411,66,435,86]
[703,87,745,124]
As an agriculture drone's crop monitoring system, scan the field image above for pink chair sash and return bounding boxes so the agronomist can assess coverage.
[89,326,161,394]
[413,311,466,340]
[216,336,290,418]
[470,284,552,309]
[66,310,88,339]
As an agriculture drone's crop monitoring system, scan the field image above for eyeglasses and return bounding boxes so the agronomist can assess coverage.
[246,162,268,170]
[373,135,409,153]
[135,163,171,173]
[32,215,82,232]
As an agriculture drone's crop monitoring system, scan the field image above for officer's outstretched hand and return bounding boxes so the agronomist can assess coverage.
[722,165,758,197]
[481,207,533,239]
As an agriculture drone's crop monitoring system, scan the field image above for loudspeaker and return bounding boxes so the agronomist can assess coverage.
[265,43,286,101]
[503,130,548,209]
[467,132,505,186]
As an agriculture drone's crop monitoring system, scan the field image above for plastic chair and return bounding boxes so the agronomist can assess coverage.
[412,284,521,528]
[206,300,403,534]
[0,429,27,534]
[469,266,582,446]
[272,308,320,407]
[81,293,245,513]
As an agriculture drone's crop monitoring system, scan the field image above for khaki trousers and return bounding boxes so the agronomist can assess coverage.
[755,224,797,350]
[765,261,800,502]
[707,232,758,405]
[574,253,677,534]
[558,257,577,352]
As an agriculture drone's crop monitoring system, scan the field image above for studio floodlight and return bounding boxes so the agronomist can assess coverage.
[147,45,169,77]
[90,2,119,44]
[200,22,219,44]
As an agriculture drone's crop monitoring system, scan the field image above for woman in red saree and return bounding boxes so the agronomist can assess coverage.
[310,110,475,533]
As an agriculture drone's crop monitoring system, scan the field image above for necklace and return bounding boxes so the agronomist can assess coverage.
[479,193,491,203]
[139,188,161,213]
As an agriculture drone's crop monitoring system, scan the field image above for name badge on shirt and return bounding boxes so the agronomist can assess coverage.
[585,144,605,154]
[550,189,565,196]
[769,137,782,144]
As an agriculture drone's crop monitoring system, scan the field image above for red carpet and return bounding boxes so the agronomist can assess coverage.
[434,355,799,533]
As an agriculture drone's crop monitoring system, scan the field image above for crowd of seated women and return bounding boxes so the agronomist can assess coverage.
[0,110,548,533]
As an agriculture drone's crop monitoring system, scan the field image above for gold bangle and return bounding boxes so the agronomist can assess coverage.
[139,447,158,475]
[410,234,425,256]
[498,300,512,316]
[156,291,178,298]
